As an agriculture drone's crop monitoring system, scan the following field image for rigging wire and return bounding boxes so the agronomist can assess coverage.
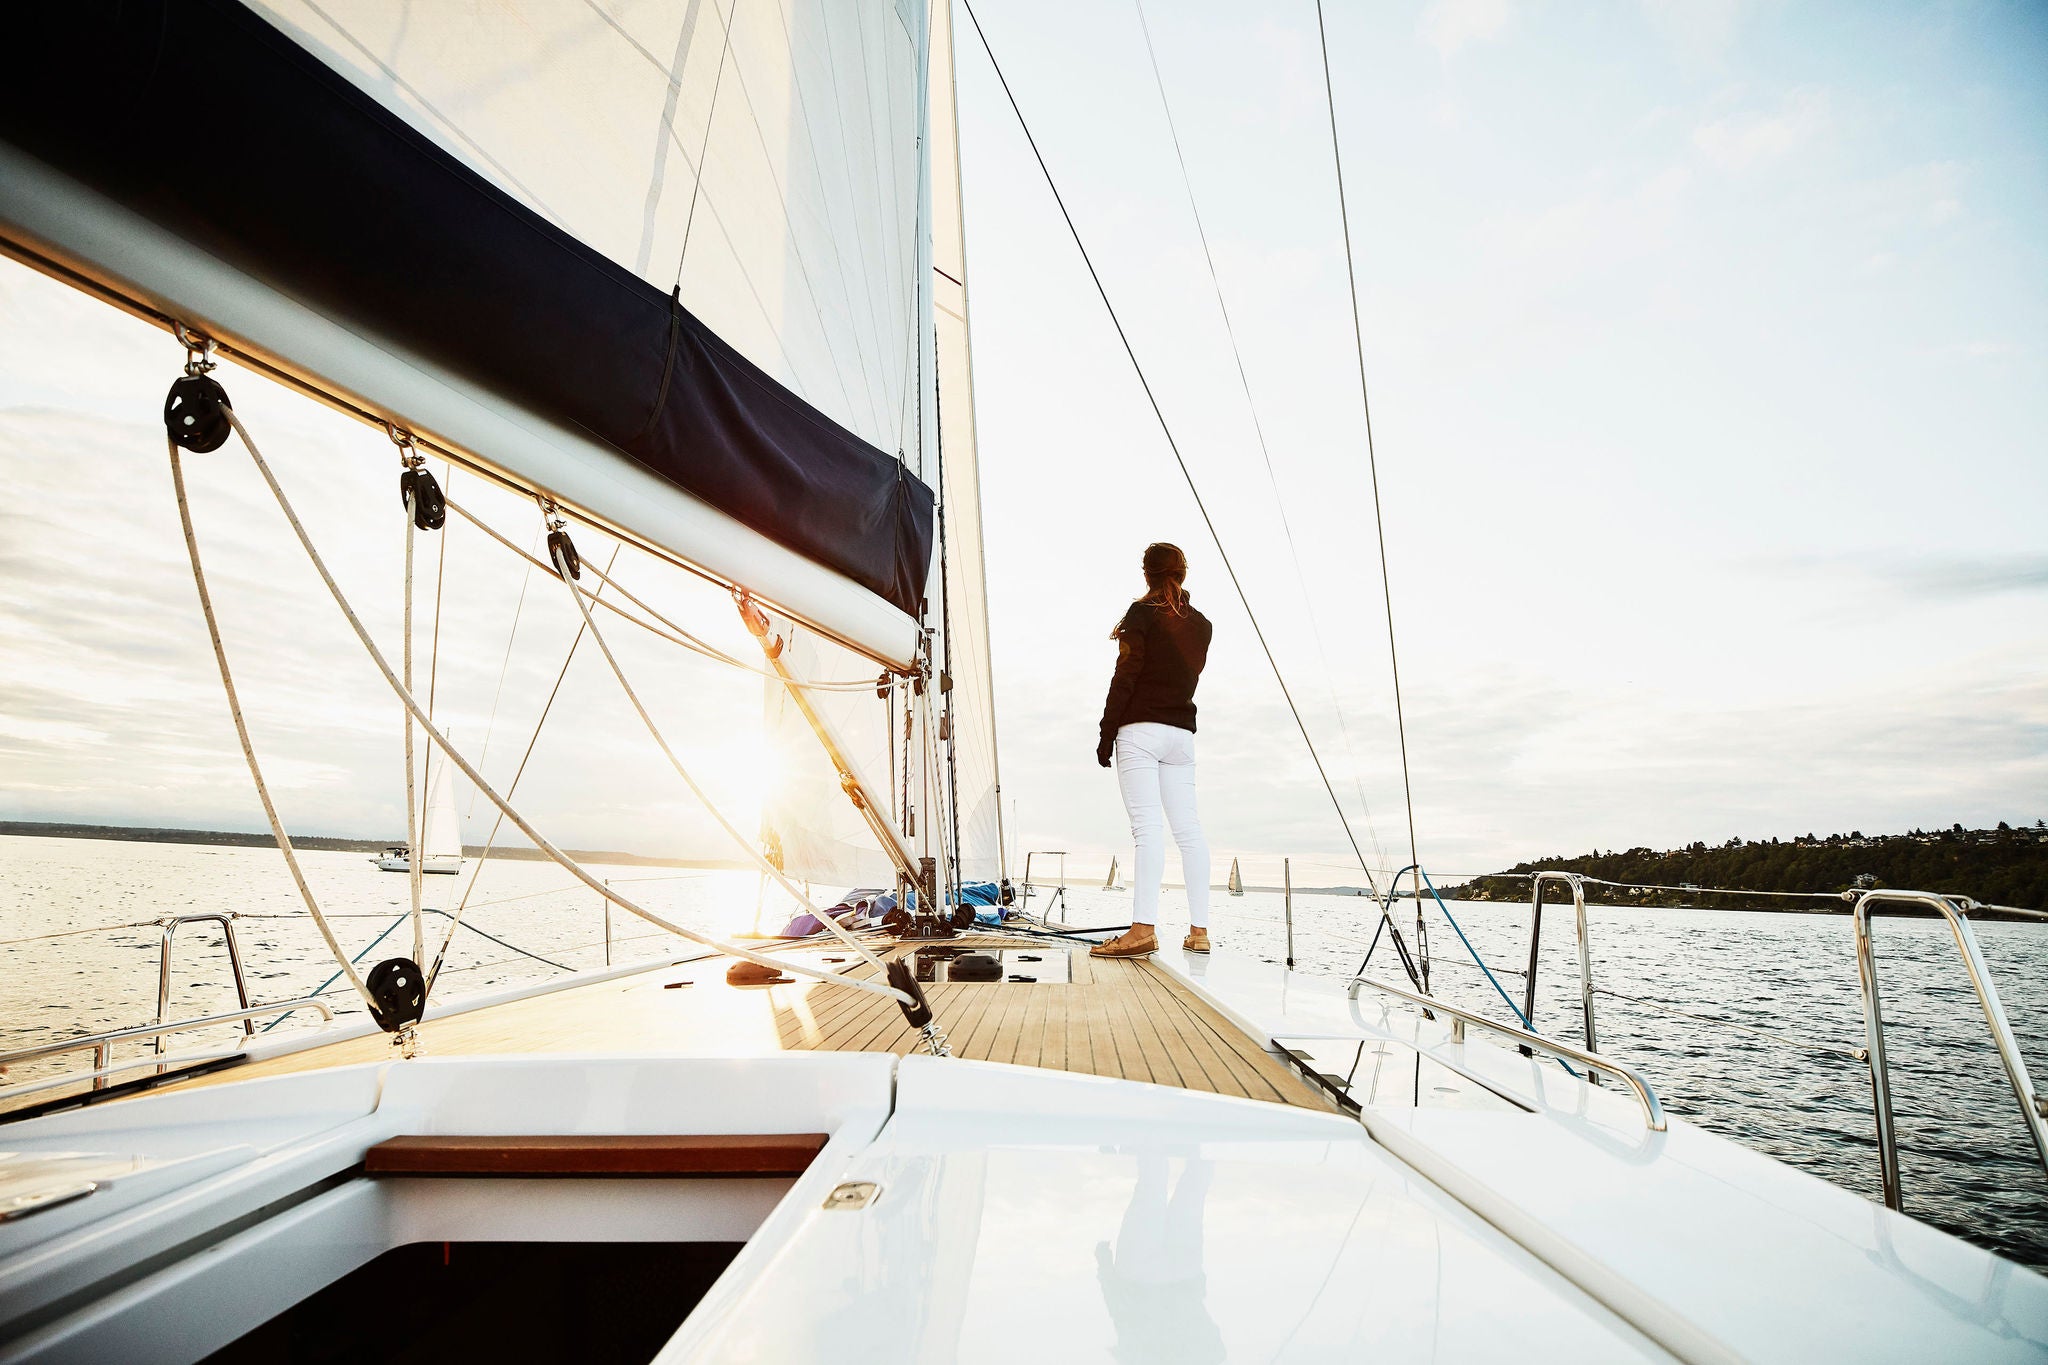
[1313,0,1421,892]
[428,544,621,990]
[1131,0,1391,882]
[673,0,742,289]
[442,496,876,690]
[546,530,906,981]
[958,0,1388,906]
[469,521,542,818]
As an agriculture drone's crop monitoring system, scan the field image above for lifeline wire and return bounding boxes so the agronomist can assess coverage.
[959,0,1385,900]
[168,441,374,1009]
[217,408,910,1009]
[1315,0,1421,891]
[1132,0,1391,881]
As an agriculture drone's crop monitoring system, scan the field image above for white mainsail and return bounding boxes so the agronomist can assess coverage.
[0,1,936,667]
[759,0,1005,894]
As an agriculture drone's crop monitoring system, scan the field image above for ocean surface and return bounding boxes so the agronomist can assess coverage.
[4,833,2045,1269]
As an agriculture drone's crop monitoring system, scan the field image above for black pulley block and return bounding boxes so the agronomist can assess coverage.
[886,959,933,1029]
[951,898,977,929]
[998,879,1016,907]
[366,956,426,1033]
[547,527,581,580]
[399,466,446,530]
[164,374,233,452]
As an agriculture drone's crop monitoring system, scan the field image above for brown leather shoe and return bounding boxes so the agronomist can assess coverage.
[1183,928,1211,954]
[1090,926,1158,959]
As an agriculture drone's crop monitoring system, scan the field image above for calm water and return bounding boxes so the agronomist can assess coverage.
[4,835,2046,1269]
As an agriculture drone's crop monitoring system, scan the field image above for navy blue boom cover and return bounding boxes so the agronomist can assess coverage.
[0,1,934,618]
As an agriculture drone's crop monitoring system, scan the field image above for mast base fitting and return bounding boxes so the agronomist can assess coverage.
[899,916,958,940]
[366,956,426,1034]
[164,374,233,452]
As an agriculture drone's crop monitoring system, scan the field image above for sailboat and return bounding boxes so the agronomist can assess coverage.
[374,756,463,875]
[1227,856,1244,896]
[1102,856,1122,891]
[1,4,2045,1362]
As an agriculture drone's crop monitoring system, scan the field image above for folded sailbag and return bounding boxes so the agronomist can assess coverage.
[0,0,935,666]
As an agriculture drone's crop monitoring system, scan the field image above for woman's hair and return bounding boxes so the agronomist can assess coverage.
[1137,542,1189,616]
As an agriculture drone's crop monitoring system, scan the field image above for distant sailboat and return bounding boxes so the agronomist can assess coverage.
[1228,857,1244,896]
[1103,856,1122,891]
[377,754,463,875]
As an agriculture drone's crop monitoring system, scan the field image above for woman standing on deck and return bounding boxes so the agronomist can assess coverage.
[1092,543,1214,959]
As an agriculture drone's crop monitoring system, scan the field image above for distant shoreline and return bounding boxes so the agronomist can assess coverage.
[0,822,747,871]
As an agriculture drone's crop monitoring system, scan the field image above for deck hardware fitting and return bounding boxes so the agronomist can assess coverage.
[822,1182,879,1211]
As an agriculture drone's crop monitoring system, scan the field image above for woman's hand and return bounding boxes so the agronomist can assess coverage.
[1096,735,1115,769]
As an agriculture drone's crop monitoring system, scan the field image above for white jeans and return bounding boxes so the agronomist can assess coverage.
[1114,722,1211,929]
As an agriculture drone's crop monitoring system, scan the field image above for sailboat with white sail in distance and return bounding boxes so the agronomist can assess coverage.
[375,755,463,875]
[1,3,2045,1362]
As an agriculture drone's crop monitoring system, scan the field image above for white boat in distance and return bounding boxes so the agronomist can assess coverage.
[373,754,463,875]
[0,3,2044,1364]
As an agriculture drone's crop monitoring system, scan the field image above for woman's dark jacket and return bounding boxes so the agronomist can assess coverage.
[1098,598,1213,748]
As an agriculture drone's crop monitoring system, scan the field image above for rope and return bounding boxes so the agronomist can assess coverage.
[217,408,911,1010]
[548,533,903,981]
[442,496,874,690]
[401,474,426,967]
[958,0,1387,903]
[1415,867,1537,1033]
[1132,0,1390,881]
[0,920,159,947]
[1314,1,1420,899]
[169,440,375,1009]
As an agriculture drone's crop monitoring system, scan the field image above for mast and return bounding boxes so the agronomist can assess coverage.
[928,0,1009,887]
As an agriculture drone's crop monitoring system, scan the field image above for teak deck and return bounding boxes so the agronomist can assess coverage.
[162,936,1329,1111]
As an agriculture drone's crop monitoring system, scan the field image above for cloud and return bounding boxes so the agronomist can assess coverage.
[1769,552,2048,601]
[1417,0,1512,59]
[1637,0,1751,64]
[1693,88,1831,171]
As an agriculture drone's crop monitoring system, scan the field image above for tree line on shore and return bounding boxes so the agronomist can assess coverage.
[1435,822,2048,914]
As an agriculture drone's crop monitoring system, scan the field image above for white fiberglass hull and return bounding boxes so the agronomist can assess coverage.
[2,949,2043,1363]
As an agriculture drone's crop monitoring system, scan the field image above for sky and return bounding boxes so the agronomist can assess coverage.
[1,0,2043,888]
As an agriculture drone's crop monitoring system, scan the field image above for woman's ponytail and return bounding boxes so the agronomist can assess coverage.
[1139,542,1189,617]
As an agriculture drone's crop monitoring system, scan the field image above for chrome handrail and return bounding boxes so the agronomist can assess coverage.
[0,998,335,1101]
[1348,972,1666,1132]
[1853,890,2048,1212]
[152,913,254,1076]
[1527,871,1599,1060]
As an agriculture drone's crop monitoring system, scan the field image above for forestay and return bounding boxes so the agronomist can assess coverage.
[0,0,936,667]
